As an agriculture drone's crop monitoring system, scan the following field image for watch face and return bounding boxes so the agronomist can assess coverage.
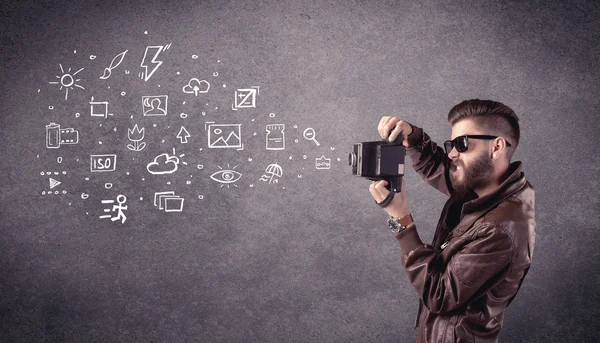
[388,219,403,233]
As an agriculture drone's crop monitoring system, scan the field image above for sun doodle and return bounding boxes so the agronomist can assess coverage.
[49,64,85,100]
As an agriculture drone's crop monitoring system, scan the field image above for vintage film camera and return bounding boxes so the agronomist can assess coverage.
[349,132,406,192]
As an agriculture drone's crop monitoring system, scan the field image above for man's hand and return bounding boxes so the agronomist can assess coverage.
[377,116,414,148]
[370,177,410,218]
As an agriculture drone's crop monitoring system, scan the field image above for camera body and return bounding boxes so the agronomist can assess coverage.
[349,132,406,192]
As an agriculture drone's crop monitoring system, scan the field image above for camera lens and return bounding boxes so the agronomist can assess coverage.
[348,152,357,167]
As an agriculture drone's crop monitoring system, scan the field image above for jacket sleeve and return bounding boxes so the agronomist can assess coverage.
[405,123,453,197]
[394,223,513,314]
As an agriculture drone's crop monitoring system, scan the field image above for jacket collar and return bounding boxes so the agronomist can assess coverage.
[453,161,526,236]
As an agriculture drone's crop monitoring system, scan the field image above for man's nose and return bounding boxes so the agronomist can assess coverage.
[447,147,459,159]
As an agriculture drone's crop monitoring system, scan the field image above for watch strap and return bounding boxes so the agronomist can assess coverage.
[392,213,414,227]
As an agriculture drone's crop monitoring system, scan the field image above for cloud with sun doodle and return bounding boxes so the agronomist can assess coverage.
[147,153,180,175]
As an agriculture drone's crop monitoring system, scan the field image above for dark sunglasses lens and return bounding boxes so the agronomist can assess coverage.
[444,141,452,154]
[456,137,468,152]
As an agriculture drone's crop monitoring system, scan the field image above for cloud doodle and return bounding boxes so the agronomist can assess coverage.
[182,78,210,96]
[147,153,180,175]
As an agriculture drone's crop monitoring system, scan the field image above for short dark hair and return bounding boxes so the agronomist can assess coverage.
[447,99,520,160]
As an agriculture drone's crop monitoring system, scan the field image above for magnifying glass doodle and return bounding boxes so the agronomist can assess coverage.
[303,128,320,146]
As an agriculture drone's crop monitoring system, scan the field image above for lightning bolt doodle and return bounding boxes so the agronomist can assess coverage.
[139,43,171,81]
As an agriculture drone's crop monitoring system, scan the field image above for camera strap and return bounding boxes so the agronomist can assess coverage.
[376,191,395,208]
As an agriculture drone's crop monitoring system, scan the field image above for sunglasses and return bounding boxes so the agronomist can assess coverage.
[444,135,512,154]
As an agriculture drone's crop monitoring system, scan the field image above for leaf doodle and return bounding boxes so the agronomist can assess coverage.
[100,50,128,79]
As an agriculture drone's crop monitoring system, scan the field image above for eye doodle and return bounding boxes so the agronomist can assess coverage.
[210,170,242,184]
[210,164,242,188]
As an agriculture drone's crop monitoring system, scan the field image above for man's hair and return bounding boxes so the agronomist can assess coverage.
[447,99,520,161]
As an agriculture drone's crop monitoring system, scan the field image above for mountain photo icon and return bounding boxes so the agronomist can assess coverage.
[206,123,243,150]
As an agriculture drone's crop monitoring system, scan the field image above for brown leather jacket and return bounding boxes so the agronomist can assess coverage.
[394,124,536,342]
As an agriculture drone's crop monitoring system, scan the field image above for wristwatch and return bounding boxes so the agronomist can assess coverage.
[388,213,414,234]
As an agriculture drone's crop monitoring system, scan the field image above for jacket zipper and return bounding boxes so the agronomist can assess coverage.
[433,193,462,254]
[440,230,455,250]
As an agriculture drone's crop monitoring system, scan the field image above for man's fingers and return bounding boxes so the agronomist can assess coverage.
[370,180,389,202]
[388,124,401,142]
[382,119,396,139]
[375,180,389,193]
[388,121,405,142]
[378,116,399,140]
[378,116,392,139]
[386,120,403,141]
[379,117,410,143]
[369,181,381,201]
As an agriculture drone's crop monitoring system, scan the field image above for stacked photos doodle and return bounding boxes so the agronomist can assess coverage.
[43,42,340,224]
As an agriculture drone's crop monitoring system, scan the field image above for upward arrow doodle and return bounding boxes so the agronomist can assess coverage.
[177,126,191,144]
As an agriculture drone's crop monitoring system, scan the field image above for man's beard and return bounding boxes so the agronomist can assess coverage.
[450,151,494,196]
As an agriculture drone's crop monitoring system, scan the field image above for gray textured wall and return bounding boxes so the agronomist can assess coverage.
[1,0,598,342]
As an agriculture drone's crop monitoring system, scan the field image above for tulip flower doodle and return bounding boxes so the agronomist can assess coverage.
[127,124,146,151]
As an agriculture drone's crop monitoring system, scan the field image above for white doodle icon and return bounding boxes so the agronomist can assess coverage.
[40,171,68,195]
[90,154,117,172]
[100,50,128,79]
[182,78,210,96]
[99,195,128,223]
[142,95,168,116]
[147,148,186,175]
[48,64,85,100]
[210,164,242,188]
[205,123,243,150]
[153,191,185,212]
[260,163,283,184]
[266,124,285,150]
[303,128,320,146]
[232,87,259,110]
[177,126,191,144]
[127,124,146,151]
[46,123,79,148]
[90,97,113,118]
[49,177,62,189]
[315,155,331,170]
[139,43,171,81]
